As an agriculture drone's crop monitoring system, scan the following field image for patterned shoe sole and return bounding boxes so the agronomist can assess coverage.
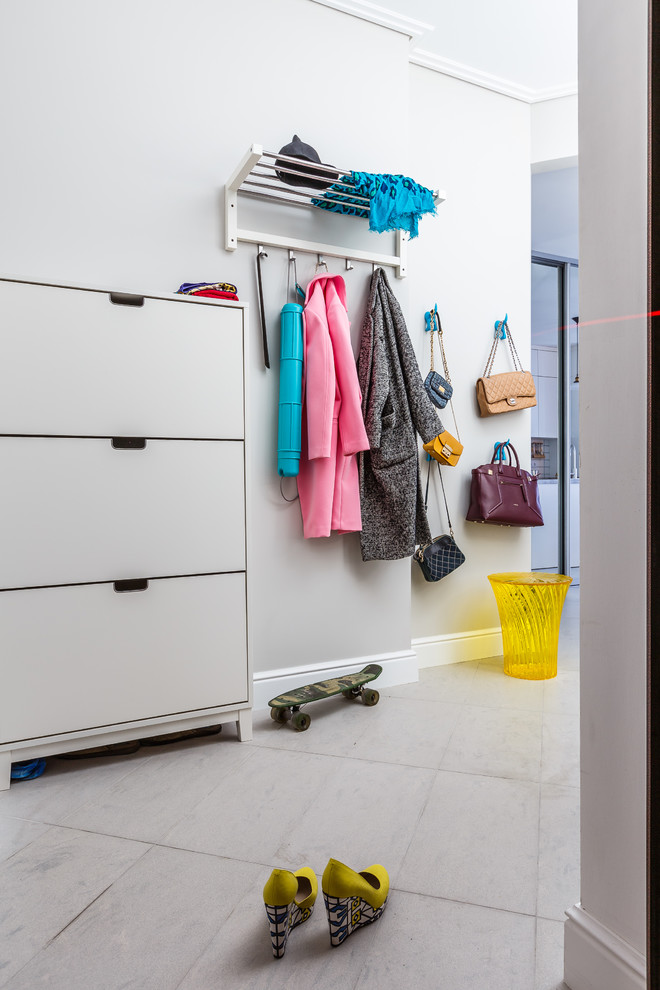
[324,893,388,946]
[265,902,314,958]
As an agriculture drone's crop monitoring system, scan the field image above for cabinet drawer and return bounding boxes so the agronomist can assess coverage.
[537,348,557,378]
[0,437,245,588]
[0,279,244,438]
[0,573,248,743]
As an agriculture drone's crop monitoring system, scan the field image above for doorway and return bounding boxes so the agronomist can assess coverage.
[530,253,579,582]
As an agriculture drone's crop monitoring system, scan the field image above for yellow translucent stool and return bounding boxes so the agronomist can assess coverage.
[488,572,572,680]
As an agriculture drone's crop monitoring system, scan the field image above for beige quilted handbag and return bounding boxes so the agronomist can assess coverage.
[476,320,536,416]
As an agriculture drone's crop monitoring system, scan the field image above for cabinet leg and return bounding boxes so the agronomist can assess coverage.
[236,708,252,742]
[0,751,12,790]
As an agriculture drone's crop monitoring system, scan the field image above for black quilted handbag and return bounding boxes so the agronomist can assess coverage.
[414,458,466,582]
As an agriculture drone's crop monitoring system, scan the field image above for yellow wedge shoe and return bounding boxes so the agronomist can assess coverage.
[321,858,389,946]
[263,867,318,958]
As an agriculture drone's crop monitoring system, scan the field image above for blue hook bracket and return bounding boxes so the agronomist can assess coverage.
[424,304,438,332]
[493,439,511,462]
[494,313,508,340]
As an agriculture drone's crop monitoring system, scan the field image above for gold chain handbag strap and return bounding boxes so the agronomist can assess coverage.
[449,399,460,444]
[436,312,451,384]
[483,335,499,377]
[434,310,460,443]
[505,322,523,370]
[482,319,523,377]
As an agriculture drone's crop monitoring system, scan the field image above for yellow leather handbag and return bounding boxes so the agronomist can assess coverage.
[423,429,463,467]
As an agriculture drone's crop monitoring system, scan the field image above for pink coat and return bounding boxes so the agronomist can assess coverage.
[297,273,369,538]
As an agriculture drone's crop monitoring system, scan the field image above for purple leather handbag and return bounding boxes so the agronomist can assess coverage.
[465,442,543,527]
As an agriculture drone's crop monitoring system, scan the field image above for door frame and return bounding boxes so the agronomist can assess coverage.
[648,1,660,979]
[531,252,578,577]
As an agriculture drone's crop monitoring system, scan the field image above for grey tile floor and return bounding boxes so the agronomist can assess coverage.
[0,587,579,989]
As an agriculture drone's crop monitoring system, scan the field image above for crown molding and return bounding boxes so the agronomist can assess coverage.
[307,0,577,103]
[530,84,578,103]
[309,0,433,39]
[409,49,578,104]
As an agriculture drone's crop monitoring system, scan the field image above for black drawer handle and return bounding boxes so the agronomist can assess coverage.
[113,578,149,593]
[112,437,146,449]
[109,292,145,307]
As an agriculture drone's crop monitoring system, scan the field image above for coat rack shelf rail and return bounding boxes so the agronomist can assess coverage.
[224,143,446,279]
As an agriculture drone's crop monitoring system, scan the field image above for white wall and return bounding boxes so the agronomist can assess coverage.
[0,1,538,694]
[564,0,648,987]
[407,67,532,662]
[0,0,419,694]
[531,95,579,169]
[532,168,579,259]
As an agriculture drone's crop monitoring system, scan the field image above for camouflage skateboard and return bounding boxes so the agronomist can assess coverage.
[268,664,382,731]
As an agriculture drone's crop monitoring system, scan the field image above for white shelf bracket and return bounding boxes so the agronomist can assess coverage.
[396,230,408,279]
[225,143,263,252]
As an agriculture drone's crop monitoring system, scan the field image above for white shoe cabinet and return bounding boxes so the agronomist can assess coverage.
[0,278,252,788]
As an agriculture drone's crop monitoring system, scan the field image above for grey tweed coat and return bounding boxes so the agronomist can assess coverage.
[357,268,443,561]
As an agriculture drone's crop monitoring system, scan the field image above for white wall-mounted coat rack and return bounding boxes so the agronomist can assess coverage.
[224,144,445,279]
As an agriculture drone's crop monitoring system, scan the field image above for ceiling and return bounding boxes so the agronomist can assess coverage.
[407,0,577,98]
[314,0,578,102]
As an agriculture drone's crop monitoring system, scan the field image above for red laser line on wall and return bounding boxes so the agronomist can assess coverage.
[535,310,660,337]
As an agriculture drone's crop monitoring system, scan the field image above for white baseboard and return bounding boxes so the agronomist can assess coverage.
[413,627,503,669]
[564,904,646,990]
[252,649,418,711]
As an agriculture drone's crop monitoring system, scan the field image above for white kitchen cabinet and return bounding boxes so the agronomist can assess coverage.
[532,482,559,569]
[0,277,251,787]
[531,480,580,584]
[530,348,539,376]
[537,347,558,378]
[531,347,558,439]
[531,396,539,435]
[536,375,558,438]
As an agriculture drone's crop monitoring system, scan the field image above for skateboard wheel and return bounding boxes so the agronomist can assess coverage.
[292,711,311,731]
[270,708,289,723]
[362,688,380,707]
[342,687,360,699]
